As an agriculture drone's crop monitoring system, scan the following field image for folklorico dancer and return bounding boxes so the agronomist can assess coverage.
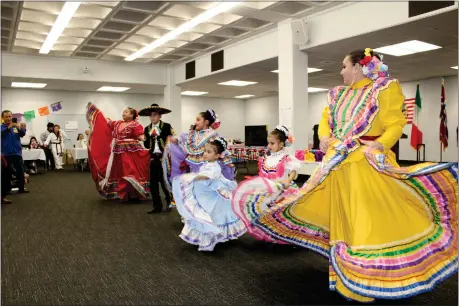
[238,48,458,302]
[162,109,235,197]
[86,102,150,201]
[232,125,301,244]
[172,137,246,251]
[139,103,175,214]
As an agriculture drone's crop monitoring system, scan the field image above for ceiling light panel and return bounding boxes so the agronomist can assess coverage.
[11,82,47,88]
[308,87,328,93]
[97,86,130,92]
[373,40,442,56]
[235,94,255,98]
[218,80,258,86]
[182,91,208,96]
[13,1,118,56]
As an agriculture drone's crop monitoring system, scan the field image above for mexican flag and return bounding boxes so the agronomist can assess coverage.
[410,84,423,150]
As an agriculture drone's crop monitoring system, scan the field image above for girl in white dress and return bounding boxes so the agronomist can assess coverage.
[44,125,65,170]
[172,137,246,251]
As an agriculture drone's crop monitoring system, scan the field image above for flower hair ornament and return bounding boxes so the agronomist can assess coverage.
[207,109,221,129]
[275,125,294,147]
[359,48,389,80]
[213,136,227,150]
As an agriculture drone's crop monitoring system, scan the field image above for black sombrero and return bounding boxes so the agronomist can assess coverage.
[138,103,172,116]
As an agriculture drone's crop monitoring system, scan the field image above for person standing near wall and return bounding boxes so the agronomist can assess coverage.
[40,122,55,170]
[1,110,29,194]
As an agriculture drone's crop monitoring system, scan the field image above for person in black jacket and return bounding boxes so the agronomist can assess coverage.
[139,104,174,214]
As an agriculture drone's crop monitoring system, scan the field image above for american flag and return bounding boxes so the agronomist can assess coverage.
[404,98,415,124]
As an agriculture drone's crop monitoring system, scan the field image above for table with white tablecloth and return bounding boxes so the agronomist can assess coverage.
[22,149,46,161]
[70,148,88,171]
[71,148,88,160]
[22,148,47,173]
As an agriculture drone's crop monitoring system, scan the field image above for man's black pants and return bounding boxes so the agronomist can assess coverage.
[5,155,25,192]
[150,157,171,211]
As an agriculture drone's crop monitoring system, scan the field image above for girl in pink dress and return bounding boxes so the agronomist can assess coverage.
[232,125,301,243]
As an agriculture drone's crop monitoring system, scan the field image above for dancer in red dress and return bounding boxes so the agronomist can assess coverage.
[86,102,150,201]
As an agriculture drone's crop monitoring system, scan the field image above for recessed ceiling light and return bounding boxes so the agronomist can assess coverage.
[308,87,328,93]
[308,67,322,73]
[11,82,47,88]
[235,95,255,99]
[271,67,322,73]
[40,2,81,54]
[218,80,258,86]
[181,91,209,96]
[373,40,441,56]
[97,86,130,92]
[125,2,240,61]
[451,66,458,70]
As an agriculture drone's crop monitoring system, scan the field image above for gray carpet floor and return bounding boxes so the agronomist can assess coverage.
[1,166,457,305]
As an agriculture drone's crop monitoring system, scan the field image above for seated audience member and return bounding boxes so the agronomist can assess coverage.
[75,133,87,148]
[25,137,43,174]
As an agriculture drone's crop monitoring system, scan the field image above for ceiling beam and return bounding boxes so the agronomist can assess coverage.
[7,1,22,52]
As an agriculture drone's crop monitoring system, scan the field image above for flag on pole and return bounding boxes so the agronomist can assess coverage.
[439,78,448,150]
[404,98,415,124]
[410,84,423,150]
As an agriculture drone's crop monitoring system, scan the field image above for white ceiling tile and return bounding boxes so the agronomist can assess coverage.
[18,22,51,35]
[22,2,64,15]
[75,4,114,20]
[149,15,185,30]
[52,44,78,52]
[15,31,46,43]
[162,4,204,20]
[125,34,153,46]
[14,39,41,49]
[20,9,57,27]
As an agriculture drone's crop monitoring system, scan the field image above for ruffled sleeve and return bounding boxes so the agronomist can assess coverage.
[132,122,145,138]
[285,155,302,173]
[318,106,331,139]
[376,81,407,150]
[220,150,233,165]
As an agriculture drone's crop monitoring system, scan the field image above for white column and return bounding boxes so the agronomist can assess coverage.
[163,66,182,133]
[278,19,309,152]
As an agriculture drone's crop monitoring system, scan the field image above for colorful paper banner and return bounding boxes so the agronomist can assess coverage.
[23,110,36,120]
[38,106,50,116]
[12,113,24,122]
[51,101,62,112]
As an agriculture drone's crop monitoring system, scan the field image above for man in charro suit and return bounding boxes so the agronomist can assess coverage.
[139,104,174,214]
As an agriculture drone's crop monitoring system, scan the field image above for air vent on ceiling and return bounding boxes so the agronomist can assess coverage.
[211,50,224,72]
[186,61,195,80]
[408,1,454,18]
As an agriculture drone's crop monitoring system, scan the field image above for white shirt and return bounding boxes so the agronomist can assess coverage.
[20,130,35,146]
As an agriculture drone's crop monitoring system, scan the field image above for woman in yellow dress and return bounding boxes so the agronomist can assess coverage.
[250,48,458,302]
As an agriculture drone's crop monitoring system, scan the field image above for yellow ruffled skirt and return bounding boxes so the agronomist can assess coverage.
[254,149,458,302]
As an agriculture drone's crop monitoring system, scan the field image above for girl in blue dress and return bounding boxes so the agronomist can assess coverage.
[172,137,246,251]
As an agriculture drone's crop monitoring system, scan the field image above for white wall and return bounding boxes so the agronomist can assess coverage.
[244,75,458,162]
[2,53,167,85]
[244,95,279,133]
[181,96,245,140]
[1,89,245,141]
